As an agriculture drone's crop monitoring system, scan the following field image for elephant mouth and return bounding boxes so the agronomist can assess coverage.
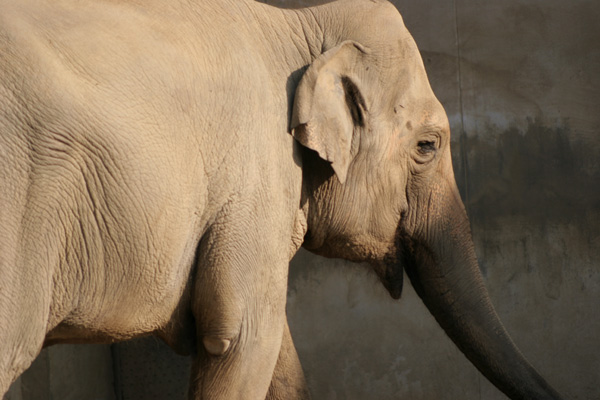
[372,250,404,300]
[372,225,426,300]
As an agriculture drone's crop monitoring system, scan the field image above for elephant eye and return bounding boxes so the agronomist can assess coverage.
[417,140,436,154]
[414,139,439,165]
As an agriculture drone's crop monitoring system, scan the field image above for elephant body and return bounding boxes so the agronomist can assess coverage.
[0,0,563,399]
[1,0,308,396]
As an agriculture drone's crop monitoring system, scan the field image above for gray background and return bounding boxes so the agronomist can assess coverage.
[6,0,599,399]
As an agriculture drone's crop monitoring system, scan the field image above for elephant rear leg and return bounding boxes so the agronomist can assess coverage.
[0,296,49,396]
[0,253,51,395]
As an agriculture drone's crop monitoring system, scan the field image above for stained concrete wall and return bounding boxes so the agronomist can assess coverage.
[6,1,599,399]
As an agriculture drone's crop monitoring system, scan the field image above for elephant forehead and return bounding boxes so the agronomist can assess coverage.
[416,105,447,128]
[392,96,448,134]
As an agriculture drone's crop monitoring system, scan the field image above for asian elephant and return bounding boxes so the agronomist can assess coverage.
[0,0,564,399]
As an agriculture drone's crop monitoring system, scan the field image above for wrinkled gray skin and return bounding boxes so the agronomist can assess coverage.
[0,0,564,399]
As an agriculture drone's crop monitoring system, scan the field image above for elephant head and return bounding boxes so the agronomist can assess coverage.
[291,8,563,400]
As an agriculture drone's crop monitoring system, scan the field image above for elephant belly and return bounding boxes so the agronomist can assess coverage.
[54,177,201,339]
[19,123,208,343]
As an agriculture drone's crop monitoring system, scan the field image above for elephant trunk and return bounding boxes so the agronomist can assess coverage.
[399,180,563,400]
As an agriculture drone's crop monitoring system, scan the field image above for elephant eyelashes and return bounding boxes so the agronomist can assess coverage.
[414,140,438,165]
[342,76,367,126]
[417,140,437,154]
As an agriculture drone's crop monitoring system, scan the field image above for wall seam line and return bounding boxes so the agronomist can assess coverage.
[453,0,470,213]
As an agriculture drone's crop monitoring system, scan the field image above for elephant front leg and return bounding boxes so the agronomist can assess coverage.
[267,319,311,400]
[189,217,291,400]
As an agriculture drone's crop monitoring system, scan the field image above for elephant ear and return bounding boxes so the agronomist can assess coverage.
[291,41,369,184]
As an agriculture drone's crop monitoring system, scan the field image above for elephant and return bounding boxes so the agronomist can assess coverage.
[0,0,565,398]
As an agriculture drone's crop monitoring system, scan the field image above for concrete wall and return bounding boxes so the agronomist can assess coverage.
[5,345,116,400]
[6,1,599,399]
